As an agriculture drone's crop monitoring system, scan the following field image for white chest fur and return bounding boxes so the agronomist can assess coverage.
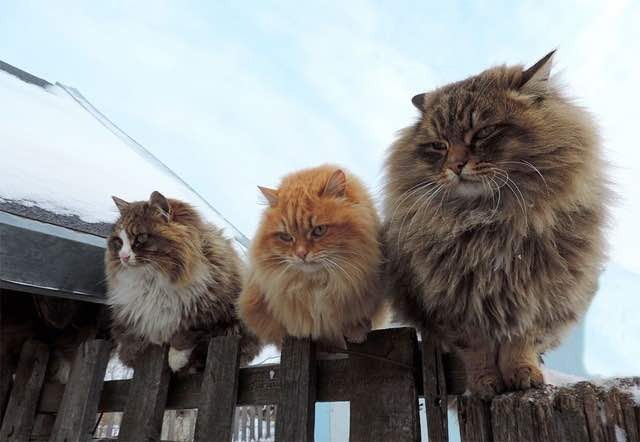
[107,264,210,345]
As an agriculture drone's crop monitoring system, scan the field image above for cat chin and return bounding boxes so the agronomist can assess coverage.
[295,262,324,273]
[453,181,489,199]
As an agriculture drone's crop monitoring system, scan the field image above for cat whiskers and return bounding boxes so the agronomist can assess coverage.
[319,257,358,288]
[497,160,549,195]
[493,168,529,230]
[388,180,438,223]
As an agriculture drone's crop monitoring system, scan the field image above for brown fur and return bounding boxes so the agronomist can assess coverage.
[238,165,386,349]
[383,52,609,397]
[105,192,260,370]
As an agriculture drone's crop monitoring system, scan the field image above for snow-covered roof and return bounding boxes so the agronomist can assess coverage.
[0,60,248,251]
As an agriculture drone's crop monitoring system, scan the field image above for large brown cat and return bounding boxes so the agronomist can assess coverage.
[105,191,260,371]
[383,51,609,397]
[238,165,387,349]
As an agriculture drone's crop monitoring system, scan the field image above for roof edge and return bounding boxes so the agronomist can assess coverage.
[0,60,52,88]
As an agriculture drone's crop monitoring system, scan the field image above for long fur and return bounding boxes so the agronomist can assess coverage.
[383,55,609,395]
[105,193,260,370]
[238,165,386,348]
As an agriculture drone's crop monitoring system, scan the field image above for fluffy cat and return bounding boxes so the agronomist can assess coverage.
[383,51,609,397]
[105,191,260,372]
[238,165,386,349]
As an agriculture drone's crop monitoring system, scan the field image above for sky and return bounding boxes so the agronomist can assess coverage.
[1,0,639,378]
[1,0,638,276]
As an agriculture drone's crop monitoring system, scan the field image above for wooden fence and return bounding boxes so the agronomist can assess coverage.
[0,327,638,441]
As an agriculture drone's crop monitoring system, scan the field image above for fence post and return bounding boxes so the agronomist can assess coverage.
[0,340,50,442]
[349,327,421,442]
[49,339,110,442]
[457,396,493,442]
[193,336,241,442]
[275,337,316,442]
[118,344,170,442]
[422,337,449,442]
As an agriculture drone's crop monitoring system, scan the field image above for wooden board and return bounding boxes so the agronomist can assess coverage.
[0,340,49,442]
[421,337,449,442]
[50,339,110,442]
[0,223,106,303]
[193,336,241,442]
[118,345,170,442]
[274,337,316,442]
[349,328,421,442]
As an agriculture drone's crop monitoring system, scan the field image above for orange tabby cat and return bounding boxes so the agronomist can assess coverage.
[238,165,386,349]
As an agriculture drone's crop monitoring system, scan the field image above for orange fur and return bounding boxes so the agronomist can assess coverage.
[238,165,385,348]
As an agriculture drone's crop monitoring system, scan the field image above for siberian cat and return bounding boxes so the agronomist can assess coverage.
[238,165,386,349]
[383,51,609,397]
[105,191,260,371]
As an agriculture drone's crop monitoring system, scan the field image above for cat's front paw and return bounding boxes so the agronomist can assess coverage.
[502,363,544,391]
[345,329,368,344]
[168,347,192,373]
[468,371,505,399]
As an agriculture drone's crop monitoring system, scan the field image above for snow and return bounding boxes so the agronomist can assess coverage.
[542,367,586,387]
[615,425,627,442]
[0,69,247,251]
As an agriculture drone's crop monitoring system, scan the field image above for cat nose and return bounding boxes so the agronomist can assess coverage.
[120,254,130,263]
[447,160,468,175]
[296,248,308,260]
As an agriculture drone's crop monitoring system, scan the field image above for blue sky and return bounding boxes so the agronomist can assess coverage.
[1,1,639,379]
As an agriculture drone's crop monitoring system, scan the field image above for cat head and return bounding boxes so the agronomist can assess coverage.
[252,165,380,280]
[106,191,202,282]
[386,50,599,220]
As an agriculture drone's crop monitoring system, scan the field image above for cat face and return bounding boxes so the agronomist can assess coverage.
[253,167,379,278]
[106,191,197,281]
[389,51,567,208]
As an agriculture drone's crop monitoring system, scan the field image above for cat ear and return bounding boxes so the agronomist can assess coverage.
[520,50,556,96]
[258,186,279,207]
[323,169,347,198]
[412,93,426,111]
[149,191,171,221]
[111,196,130,213]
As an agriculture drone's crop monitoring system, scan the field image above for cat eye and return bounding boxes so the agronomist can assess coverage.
[278,232,293,242]
[474,125,499,140]
[135,233,148,245]
[111,237,123,249]
[418,141,447,152]
[311,224,327,238]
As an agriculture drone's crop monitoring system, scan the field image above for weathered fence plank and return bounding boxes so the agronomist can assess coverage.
[575,382,606,442]
[349,328,420,442]
[491,393,522,442]
[118,345,170,442]
[421,337,448,442]
[274,337,316,442]
[193,336,241,442]
[0,354,14,426]
[553,387,590,442]
[457,396,493,442]
[0,340,49,442]
[49,339,110,442]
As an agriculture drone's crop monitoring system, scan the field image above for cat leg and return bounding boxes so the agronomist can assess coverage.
[238,283,287,347]
[117,335,149,368]
[344,318,372,344]
[457,339,504,399]
[498,336,544,391]
[169,331,199,373]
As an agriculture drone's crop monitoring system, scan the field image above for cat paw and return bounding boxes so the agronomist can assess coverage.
[345,330,368,344]
[168,347,192,373]
[468,372,505,399]
[502,364,544,391]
